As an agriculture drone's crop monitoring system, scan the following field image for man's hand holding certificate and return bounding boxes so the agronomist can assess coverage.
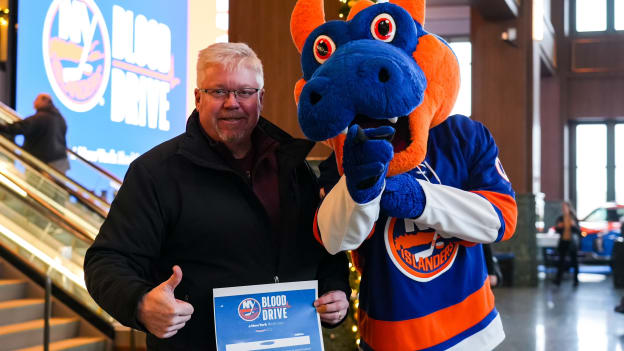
[214,280,343,351]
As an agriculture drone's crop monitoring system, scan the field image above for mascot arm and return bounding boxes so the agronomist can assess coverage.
[316,176,381,255]
[413,117,518,244]
[411,181,502,243]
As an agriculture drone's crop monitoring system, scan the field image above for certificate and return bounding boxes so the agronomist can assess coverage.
[213,280,324,351]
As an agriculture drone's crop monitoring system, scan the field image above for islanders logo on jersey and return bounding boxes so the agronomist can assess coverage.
[495,157,510,182]
[384,217,459,282]
[238,298,261,322]
[42,0,111,112]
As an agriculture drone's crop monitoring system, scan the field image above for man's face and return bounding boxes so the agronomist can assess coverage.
[194,65,264,148]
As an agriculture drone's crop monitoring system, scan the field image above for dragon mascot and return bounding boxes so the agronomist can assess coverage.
[291,0,518,350]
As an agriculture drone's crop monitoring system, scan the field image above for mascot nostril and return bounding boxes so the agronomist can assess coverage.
[292,1,517,350]
[378,68,390,83]
[309,91,322,105]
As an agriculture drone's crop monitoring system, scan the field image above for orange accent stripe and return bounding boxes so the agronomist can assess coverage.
[359,278,495,351]
[112,59,180,89]
[366,223,376,240]
[458,240,478,247]
[313,209,323,245]
[472,191,518,241]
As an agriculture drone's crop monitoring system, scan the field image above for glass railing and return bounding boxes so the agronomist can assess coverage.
[0,139,107,230]
[0,101,122,205]
[0,167,114,324]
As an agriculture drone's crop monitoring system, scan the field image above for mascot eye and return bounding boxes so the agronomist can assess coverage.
[313,35,336,64]
[370,13,396,42]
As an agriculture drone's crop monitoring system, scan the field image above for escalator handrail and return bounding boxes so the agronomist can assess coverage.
[67,147,123,186]
[0,168,95,243]
[0,140,109,219]
[0,101,123,187]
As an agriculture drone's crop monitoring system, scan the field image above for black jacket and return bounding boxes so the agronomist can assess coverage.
[0,105,68,162]
[84,111,350,350]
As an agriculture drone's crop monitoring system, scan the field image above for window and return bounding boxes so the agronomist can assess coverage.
[575,124,607,217]
[574,0,623,32]
[448,41,471,117]
[617,0,624,30]
[573,122,624,218]
[582,207,624,221]
[576,0,607,32]
[584,207,607,221]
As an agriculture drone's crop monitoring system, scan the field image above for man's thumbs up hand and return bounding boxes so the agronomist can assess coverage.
[137,265,194,338]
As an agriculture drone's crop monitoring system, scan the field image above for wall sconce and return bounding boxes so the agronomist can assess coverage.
[501,27,518,47]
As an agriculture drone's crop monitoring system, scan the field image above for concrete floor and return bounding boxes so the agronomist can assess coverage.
[494,270,624,351]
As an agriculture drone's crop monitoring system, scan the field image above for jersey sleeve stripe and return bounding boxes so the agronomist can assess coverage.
[471,190,517,242]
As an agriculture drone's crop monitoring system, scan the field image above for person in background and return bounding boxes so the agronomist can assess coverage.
[554,201,581,287]
[0,93,69,173]
[83,42,350,350]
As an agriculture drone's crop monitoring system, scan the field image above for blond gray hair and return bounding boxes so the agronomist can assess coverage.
[196,42,264,88]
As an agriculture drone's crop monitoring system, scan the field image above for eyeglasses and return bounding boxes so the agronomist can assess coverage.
[198,88,261,100]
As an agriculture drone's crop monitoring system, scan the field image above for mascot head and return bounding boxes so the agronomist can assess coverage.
[291,0,460,176]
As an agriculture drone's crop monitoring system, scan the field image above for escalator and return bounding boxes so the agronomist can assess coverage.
[0,104,146,349]
[0,157,112,350]
[0,101,122,207]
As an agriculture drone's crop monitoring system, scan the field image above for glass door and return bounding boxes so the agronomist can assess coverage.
[575,124,607,218]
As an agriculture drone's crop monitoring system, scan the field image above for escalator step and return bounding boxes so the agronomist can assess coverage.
[0,279,26,302]
[15,336,107,351]
[0,298,44,326]
[0,317,79,350]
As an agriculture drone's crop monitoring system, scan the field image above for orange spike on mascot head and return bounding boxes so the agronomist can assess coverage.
[290,0,459,177]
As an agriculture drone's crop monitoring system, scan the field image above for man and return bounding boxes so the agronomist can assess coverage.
[84,43,350,350]
[553,202,580,287]
[0,93,69,173]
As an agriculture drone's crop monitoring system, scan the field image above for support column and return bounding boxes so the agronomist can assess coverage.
[471,0,541,286]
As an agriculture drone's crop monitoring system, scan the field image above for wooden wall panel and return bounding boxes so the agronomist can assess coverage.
[229,0,340,159]
[470,6,534,193]
[540,76,563,200]
[572,38,624,73]
[568,76,624,119]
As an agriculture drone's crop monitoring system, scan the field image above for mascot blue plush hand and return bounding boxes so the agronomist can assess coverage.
[291,1,518,350]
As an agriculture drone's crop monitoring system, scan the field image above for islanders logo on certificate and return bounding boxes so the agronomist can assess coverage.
[213,280,324,351]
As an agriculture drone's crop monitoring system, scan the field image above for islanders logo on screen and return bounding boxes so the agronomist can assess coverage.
[42,0,111,112]
[384,218,459,282]
[237,298,261,322]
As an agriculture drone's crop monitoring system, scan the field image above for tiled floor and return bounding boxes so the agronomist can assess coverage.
[494,270,624,351]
